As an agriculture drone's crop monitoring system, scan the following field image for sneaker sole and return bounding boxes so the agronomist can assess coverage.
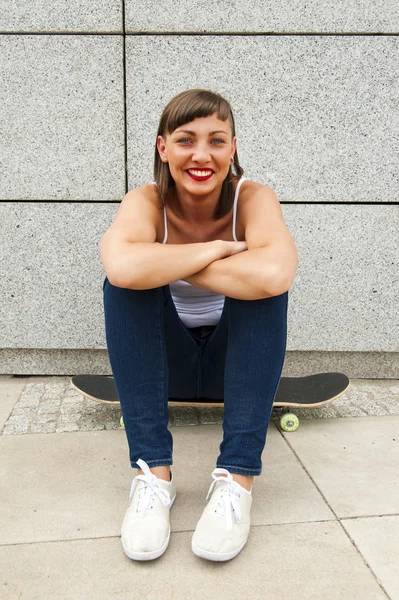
[122,493,176,562]
[191,539,247,562]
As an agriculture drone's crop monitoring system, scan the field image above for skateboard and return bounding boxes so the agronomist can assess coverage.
[71,372,350,432]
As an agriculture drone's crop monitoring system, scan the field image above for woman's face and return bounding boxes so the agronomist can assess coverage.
[157,113,236,196]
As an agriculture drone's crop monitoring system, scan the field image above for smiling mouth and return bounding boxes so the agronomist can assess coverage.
[186,169,214,181]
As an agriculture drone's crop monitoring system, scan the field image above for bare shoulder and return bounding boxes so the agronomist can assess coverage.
[240,179,279,202]
[121,183,162,210]
[239,179,283,219]
[103,184,163,244]
[237,179,295,249]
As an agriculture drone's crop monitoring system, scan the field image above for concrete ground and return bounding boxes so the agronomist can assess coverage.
[1,375,398,600]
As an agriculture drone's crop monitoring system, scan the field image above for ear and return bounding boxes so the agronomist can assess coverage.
[157,135,168,162]
[231,136,237,159]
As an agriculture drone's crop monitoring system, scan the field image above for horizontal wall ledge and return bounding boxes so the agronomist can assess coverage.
[1,349,398,379]
[1,203,397,352]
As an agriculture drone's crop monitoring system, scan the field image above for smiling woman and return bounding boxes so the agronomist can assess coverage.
[99,89,298,564]
[154,89,243,218]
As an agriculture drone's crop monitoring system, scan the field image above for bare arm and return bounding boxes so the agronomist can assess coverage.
[99,186,247,289]
[102,239,247,289]
[184,183,298,299]
[184,248,282,300]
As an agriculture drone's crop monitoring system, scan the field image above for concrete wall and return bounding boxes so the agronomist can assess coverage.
[1,1,398,377]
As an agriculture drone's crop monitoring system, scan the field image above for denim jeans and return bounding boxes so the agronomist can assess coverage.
[103,277,288,476]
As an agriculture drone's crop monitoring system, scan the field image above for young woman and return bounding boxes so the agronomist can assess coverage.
[100,89,298,562]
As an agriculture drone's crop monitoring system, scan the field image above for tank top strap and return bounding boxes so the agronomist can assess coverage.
[161,176,246,245]
[162,204,168,244]
[153,181,168,245]
[232,176,247,242]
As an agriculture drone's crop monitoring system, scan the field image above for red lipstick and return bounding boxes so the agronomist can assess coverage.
[186,169,213,182]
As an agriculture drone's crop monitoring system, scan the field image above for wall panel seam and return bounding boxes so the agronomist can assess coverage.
[1,32,398,37]
[1,201,397,205]
[124,32,399,37]
[122,0,128,193]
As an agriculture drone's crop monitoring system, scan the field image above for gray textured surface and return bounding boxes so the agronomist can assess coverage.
[125,0,399,33]
[0,1,122,32]
[1,350,399,379]
[0,36,125,200]
[284,204,399,351]
[0,203,117,348]
[0,415,397,597]
[1,203,397,351]
[126,36,399,202]
[1,377,398,435]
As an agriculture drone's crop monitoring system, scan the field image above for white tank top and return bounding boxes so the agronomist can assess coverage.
[161,177,247,327]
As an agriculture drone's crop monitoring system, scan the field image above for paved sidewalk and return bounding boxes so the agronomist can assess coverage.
[2,375,399,435]
[1,375,398,599]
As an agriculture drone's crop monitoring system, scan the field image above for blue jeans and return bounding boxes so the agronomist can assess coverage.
[103,277,288,476]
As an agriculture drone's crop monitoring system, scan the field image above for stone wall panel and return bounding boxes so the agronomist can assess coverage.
[126,36,399,202]
[1,203,397,352]
[125,0,399,33]
[0,1,122,32]
[0,36,125,200]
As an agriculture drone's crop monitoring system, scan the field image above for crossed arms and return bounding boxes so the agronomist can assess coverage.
[100,182,298,300]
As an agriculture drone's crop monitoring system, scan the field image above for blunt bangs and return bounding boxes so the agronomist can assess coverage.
[162,90,233,137]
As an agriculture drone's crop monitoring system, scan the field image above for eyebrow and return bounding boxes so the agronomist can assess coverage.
[174,129,229,136]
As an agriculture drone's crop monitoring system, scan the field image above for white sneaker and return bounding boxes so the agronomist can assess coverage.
[121,459,176,561]
[191,468,252,562]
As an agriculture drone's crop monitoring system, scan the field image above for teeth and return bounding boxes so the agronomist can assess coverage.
[188,170,212,177]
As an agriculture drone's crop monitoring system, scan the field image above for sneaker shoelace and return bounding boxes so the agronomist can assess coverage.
[206,468,243,538]
[129,458,171,513]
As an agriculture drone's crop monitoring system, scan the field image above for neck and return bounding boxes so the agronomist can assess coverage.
[170,185,222,223]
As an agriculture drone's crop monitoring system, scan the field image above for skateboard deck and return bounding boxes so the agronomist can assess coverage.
[71,373,350,431]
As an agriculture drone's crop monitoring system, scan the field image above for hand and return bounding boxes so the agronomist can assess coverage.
[222,240,248,257]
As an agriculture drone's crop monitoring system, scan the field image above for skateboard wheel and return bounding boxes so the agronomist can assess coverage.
[280,413,299,432]
[120,415,124,428]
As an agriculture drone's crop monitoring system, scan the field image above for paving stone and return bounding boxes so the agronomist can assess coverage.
[55,421,80,433]
[42,382,65,394]
[17,392,41,409]
[60,404,85,415]
[12,405,39,416]
[83,404,107,415]
[38,400,62,414]
[339,399,389,417]
[169,407,199,426]
[3,415,31,435]
[78,419,108,432]
[198,408,224,425]
[34,414,58,425]
[104,421,121,430]
[65,388,83,397]
[31,422,57,434]
[2,377,399,436]
[273,405,339,420]
[379,400,399,415]
[330,402,368,418]
[61,397,84,406]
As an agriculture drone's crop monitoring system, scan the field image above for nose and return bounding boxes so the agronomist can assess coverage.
[191,142,211,164]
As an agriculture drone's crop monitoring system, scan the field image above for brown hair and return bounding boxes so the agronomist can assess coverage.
[154,89,244,218]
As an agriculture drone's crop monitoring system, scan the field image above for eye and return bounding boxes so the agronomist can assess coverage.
[211,138,226,144]
[177,138,192,144]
